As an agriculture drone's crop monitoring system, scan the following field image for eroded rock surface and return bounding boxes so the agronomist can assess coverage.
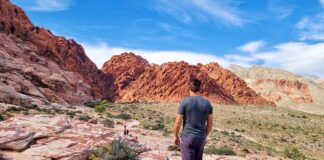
[0,115,115,160]
[0,0,110,106]
[102,53,273,106]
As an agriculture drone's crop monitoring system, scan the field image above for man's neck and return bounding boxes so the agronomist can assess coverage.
[189,91,199,96]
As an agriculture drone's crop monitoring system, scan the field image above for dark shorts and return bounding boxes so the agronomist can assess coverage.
[181,136,206,160]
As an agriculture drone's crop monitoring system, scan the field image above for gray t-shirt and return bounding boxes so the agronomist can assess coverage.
[178,96,213,138]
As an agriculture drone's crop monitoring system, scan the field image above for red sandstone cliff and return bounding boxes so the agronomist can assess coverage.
[0,0,110,106]
[102,53,274,106]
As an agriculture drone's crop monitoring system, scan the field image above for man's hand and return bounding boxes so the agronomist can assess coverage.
[173,114,183,146]
[174,135,180,146]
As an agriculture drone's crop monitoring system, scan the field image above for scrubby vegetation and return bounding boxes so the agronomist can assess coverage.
[204,146,236,155]
[284,147,306,160]
[79,114,91,121]
[114,113,132,120]
[88,139,138,160]
[102,118,114,128]
[127,103,323,159]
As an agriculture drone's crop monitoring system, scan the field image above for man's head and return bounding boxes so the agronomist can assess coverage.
[189,78,201,93]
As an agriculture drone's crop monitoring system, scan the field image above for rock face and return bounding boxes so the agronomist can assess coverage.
[102,53,273,105]
[0,0,110,106]
[228,65,324,114]
[0,115,116,160]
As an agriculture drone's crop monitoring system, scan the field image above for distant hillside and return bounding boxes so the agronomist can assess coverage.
[228,64,324,115]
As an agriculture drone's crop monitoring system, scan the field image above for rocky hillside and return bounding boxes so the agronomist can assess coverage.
[0,0,111,106]
[102,53,273,106]
[228,65,324,114]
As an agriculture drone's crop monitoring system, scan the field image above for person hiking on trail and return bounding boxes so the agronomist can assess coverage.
[173,78,213,160]
[124,123,127,137]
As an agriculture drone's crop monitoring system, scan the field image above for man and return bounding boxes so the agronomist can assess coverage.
[173,78,213,160]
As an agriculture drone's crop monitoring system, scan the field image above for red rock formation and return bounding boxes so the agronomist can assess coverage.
[102,53,273,105]
[0,0,110,105]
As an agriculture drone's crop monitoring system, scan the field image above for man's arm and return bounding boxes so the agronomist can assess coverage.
[206,114,213,137]
[173,114,183,146]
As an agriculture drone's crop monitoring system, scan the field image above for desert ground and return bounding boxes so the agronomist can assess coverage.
[1,102,323,160]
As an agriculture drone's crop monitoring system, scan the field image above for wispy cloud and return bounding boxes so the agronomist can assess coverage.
[296,0,324,40]
[157,22,203,40]
[28,0,72,12]
[149,0,245,26]
[239,41,265,53]
[268,0,293,20]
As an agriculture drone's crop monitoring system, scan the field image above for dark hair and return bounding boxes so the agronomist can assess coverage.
[189,78,201,92]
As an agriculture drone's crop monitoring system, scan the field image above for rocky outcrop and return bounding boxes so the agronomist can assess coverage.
[102,53,273,105]
[0,115,115,160]
[0,0,110,106]
[228,65,324,114]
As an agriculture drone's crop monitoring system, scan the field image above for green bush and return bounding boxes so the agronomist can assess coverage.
[114,113,132,120]
[284,147,306,160]
[204,146,236,155]
[102,119,114,128]
[94,100,107,114]
[95,105,106,113]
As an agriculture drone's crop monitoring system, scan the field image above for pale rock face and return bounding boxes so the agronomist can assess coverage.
[228,65,324,114]
[0,115,116,160]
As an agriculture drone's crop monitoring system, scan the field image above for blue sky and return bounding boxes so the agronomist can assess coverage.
[12,0,324,77]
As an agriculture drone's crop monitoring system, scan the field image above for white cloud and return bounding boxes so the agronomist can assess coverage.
[150,0,244,26]
[82,42,252,69]
[296,0,324,40]
[239,41,265,53]
[28,0,71,11]
[252,42,324,77]
[83,41,324,77]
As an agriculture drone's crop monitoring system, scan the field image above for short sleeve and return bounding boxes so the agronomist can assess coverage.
[208,102,213,114]
[177,100,186,115]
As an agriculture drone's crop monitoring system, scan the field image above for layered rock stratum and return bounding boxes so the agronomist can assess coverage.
[228,65,324,114]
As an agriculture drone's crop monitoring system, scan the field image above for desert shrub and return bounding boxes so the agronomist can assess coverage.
[221,131,229,136]
[0,113,4,121]
[142,120,165,130]
[95,100,107,113]
[284,147,306,160]
[242,147,250,153]
[204,146,236,155]
[79,114,91,121]
[102,118,114,128]
[84,101,98,108]
[168,145,179,151]
[111,139,138,160]
[95,105,106,114]
[114,113,131,120]
[6,106,27,112]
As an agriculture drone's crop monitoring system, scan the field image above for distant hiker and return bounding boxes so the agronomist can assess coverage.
[173,78,213,160]
[124,123,127,137]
